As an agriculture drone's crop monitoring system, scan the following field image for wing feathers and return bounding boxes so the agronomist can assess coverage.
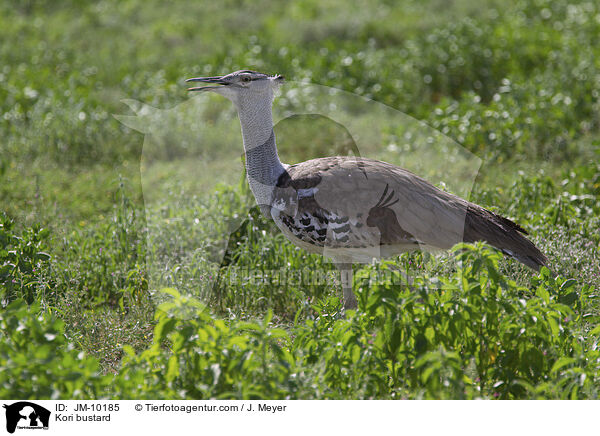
[276,156,548,270]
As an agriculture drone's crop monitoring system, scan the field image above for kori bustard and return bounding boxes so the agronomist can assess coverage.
[187,70,548,310]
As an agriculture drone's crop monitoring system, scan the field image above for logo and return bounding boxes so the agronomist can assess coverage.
[3,402,50,434]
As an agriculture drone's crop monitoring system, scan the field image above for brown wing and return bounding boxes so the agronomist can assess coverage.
[276,156,547,269]
[282,156,467,247]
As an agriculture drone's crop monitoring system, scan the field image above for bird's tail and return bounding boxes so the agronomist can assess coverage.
[463,205,548,271]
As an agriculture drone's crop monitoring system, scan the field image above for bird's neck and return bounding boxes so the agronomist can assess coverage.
[237,99,285,213]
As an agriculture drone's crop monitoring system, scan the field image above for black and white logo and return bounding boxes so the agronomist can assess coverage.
[3,402,50,434]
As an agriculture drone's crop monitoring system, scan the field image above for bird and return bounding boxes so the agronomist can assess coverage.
[186,70,548,310]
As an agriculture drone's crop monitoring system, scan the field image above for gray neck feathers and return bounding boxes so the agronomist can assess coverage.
[237,97,285,213]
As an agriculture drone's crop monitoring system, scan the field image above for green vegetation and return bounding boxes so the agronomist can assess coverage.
[1,0,599,399]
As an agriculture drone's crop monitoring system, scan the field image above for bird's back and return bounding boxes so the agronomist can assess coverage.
[268,156,547,269]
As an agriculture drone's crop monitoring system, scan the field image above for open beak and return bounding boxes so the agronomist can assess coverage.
[186,76,228,92]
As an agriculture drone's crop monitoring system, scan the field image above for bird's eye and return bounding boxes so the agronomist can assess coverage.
[241,76,251,83]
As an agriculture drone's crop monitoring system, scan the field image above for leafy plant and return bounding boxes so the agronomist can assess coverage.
[0,213,54,304]
[115,289,297,399]
[0,299,110,399]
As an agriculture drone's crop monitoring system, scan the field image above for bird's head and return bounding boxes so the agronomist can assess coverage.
[186,70,284,107]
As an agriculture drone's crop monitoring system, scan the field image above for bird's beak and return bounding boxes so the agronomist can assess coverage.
[186,75,229,92]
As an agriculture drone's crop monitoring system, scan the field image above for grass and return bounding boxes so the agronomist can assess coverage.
[1,0,599,399]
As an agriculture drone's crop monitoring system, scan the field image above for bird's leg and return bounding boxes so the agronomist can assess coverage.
[335,262,357,310]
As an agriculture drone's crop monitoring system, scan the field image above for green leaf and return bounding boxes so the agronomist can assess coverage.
[589,324,600,336]
[122,345,136,357]
[558,292,578,306]
[547,316,559,337]
[161,287,181,299]
[551,357,576,373]
[35,251,50,261]
[536,286,550,304]
[166,355,179,382]
[154,318,178,342]
[560,278,578,292]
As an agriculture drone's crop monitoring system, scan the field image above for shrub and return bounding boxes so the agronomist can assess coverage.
[0,213,54,304]
[0,299,110,399]
[114,289,297,399]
